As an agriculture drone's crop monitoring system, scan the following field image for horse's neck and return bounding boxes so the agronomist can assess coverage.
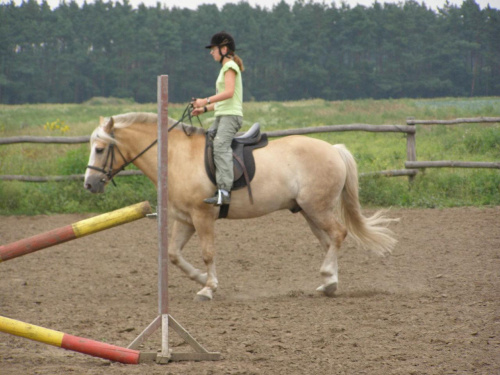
[117,123,158,184]
[117,125,205,186]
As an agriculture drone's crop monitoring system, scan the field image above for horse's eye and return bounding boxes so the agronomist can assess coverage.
[95,147,105,154]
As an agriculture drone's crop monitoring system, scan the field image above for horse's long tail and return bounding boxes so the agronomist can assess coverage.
[333,144,398,256]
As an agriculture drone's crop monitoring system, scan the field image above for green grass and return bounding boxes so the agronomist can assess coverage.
[0,97,499,214]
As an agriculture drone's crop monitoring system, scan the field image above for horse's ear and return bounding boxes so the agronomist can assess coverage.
[103,117,114,133]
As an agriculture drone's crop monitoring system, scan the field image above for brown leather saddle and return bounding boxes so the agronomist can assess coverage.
[204,122,268,211]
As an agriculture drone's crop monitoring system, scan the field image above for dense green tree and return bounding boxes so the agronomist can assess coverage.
[482,5,500,95]
[0,0,498,104]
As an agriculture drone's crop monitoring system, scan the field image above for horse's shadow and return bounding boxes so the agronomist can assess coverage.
[217,287,394,302]
[336,289,394,299]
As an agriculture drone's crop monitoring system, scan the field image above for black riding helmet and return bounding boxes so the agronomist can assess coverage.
[205,31,236,64]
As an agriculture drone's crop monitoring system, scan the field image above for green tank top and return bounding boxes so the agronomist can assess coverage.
[214,60,243,117]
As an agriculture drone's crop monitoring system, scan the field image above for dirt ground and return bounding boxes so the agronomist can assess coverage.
[0,207,499,375]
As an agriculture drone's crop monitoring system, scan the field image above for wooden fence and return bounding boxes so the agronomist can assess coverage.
[404,117,500,181]
[0,116,498,182]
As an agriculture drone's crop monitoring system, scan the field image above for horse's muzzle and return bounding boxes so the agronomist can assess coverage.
[83,175,107,194]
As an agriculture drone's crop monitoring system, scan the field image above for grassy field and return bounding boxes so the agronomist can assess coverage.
[0,97,499,214]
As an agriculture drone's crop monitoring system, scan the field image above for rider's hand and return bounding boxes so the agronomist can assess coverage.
[192,98,206,108]
[191,106,205,116]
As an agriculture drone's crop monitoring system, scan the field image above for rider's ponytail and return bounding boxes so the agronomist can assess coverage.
[230,52,245,73]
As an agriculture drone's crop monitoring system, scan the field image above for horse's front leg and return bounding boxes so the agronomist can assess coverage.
[192,213,217,301]
[169,219,207,286]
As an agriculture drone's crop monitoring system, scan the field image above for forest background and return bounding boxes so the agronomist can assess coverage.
[0,0,499,104]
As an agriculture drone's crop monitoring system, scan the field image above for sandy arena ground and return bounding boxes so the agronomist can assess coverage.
[0,207,499,374]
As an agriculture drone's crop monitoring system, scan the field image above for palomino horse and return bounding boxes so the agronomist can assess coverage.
[84,112,398,301]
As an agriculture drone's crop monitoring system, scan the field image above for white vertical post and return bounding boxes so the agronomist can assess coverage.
[157,75,169,359]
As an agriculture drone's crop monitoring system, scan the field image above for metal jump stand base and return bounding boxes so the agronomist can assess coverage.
[129,314,221,364]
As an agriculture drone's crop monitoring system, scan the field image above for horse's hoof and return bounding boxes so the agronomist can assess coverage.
[194,287,213,302]
[194,294,212,302]
[316,282,337,297]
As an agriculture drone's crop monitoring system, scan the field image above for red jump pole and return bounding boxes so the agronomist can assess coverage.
[0,201,152,262]
[0,315,140,364]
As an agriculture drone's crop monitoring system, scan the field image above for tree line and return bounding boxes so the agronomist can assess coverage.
[0,0,498,104]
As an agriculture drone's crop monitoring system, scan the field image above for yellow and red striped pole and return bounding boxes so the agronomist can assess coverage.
[0,201,152,262]
[0,315,140,364]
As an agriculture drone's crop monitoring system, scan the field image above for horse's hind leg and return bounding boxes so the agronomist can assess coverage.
[301,211,347,297]
[169,219,207,286]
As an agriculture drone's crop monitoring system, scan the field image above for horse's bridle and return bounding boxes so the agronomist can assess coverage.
[87,103,199,186]
[86,131,157,186]
[168,102,202,135]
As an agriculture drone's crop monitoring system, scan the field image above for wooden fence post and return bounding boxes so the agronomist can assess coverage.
[406,117,417,183]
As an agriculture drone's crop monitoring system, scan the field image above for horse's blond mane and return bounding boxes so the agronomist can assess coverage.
[91,112,205,145]
[113,112,158,128]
